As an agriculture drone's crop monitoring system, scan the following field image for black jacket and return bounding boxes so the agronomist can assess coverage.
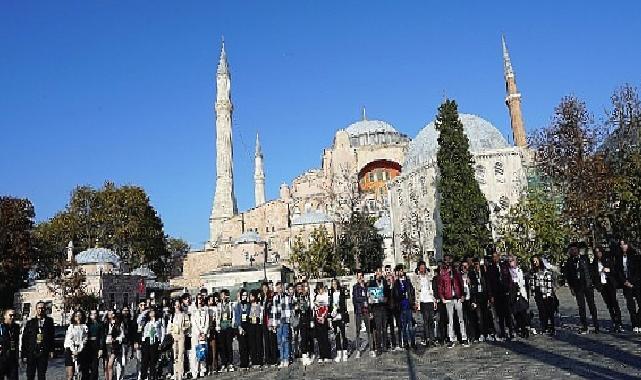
[486,262,510,299]
[564,255,594,291]
[613,249,641,288]
[591,255,618,291]
[367,278,392,311]
[469,267,488,303]
[86,320,106,352]
[352,282,368,316]
[328,287,350,324]
[0,322,20,359]
[392,277,416,309]
[21,316,54,358]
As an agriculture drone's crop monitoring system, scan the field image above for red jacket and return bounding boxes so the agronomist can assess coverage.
[437,267,464,300]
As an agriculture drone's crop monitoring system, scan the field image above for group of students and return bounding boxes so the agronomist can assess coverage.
[1,239,639,380]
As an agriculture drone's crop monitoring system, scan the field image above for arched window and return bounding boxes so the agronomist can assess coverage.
[476,165,486,185]
[494,162,505,183]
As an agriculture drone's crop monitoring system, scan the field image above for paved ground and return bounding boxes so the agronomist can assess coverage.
[36,287,641,379]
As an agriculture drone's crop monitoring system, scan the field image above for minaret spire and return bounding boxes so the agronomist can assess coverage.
[254,132,266,207]
[209,39,237,247]
[362,106,367,121]
[502,35,527,148]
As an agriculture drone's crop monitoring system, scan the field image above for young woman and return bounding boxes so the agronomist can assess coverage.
[190,296,210,378]
[234,289,251,370]
[104,311,125,380]
[85,309,104,380]
[529,255,556,335]
[298,281,314,366]
[64,310,88,380]
[206,294,219,374]
[170,299,189,380]
[139,308,164,380]
[247,290,264,368]
[329,279,349,362]
[217,289,235,372]
[508,256,529,338]
[313,282,331,363]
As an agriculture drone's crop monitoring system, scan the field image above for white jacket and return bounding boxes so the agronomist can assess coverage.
[190,306,210,339]
[64,324,88,355]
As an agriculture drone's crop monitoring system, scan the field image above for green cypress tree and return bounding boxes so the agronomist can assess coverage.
[435,99,492,258]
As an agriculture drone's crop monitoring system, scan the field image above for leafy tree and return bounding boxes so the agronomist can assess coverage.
[0,197,36,307]
[499,188,569,264]
[337,211,384,273]
[34,181,176,280]
[532,96,613,243]
[47,259,100,313]
[289,226,336,278]
[435,99,491,259]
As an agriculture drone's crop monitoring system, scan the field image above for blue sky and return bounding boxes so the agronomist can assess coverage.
[2,1,640,248]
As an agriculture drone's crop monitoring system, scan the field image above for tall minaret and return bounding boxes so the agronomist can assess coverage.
[209,39,238,246]
[254,132,266,207]
[502,36,527,148]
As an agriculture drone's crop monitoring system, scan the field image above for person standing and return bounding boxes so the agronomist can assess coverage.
[460,261,478,342]
[469,258,492,341]
[416,261,436,347]
[21,301,55,380]
[614,239,641,332]
[189,297,209,378]
[64,310,88,380]
[393,265,417,351]
[140,308,164,380]
[260,283,278,367]
[83,309,104,380]
[313,282,331,363]
[0,309,20,380]
[217,290,235,372]
[564,245,600,333]
[351,271,370,358]
[235,289,251,370]
[104,311,125,380]
[368,269,389,356]
[170,299,189,380]
[120,306,135,379]
[592,247,622,332]
[487,252,512,340]
[437,260,469,348]
[529,255,557,335]
[329,279,349,362]
[298,282,314,366]
[206,294,218,374]
[507,256,529,338]
[247,290,264,368]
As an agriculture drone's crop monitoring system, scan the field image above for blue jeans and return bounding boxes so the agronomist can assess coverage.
[400,308,416,346]
[277,323,291,361]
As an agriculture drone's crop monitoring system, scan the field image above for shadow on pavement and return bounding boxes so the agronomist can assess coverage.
[489,340,640,380]
[553,331,641,370]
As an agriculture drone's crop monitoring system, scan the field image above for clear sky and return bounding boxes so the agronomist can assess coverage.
[2,1,640,248]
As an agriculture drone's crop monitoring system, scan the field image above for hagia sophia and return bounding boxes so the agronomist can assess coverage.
[172,37,529,291]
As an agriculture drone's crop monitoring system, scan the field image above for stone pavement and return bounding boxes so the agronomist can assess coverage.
[36,287,641,379]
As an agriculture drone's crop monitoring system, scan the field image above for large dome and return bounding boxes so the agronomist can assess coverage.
[344,119,398,137]
[404,114,509,172]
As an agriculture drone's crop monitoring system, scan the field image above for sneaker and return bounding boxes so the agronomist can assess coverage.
[478,335,486,342]
[369,351,376,358]
[447,341,454,349]
[634,327,640,333]
[579,327,588,335]
[355,350,361,359]
[393,346,404,352]
[462,340,470,347]
[342,350,348,362]
[334,351,342,362]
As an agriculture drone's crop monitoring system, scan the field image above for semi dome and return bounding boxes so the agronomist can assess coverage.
[131,266,157,279]
[75,247,121,265]
[404,114,509,172]
[344,119,398,137]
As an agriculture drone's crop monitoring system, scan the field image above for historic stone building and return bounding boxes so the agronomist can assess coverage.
[174,36,530,290]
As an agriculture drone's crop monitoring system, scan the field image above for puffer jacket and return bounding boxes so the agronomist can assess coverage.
[437,267,464,301]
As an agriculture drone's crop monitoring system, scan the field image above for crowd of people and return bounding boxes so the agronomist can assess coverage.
[0,239,638,380]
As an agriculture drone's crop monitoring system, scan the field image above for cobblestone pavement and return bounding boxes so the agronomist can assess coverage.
[38,287,641,379]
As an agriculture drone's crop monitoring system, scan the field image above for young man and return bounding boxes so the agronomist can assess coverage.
[392,265,417,351]
[298,281,314,366]
[486,252,511,340]
[437,259,469,348]
[460,261,477,343]
[272,282,296,368]
[352,271,370,358]
[416,261,436,347]
[217,289,236,372]
[469,258,492,341]
[21,301,55,380]
[615,239,641,332]
[564,245,599,333]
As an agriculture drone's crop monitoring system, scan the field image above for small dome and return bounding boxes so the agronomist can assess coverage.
[131,266,156,279]
[374,216,392,238]
[344,119,398,137]
[404,114,509,172]
[291,212,333,226]
[233,231,265,244]
[75,247,120,265]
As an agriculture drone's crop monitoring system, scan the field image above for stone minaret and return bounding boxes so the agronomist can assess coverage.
[502,36,527,148]
[254,132,266,207]
[209,40,238,246]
